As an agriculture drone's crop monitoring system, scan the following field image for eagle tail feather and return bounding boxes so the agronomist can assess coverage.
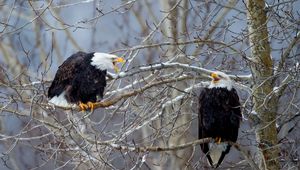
[215,151,227,168]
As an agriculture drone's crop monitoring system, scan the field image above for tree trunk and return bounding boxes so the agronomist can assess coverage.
[153,1,193,169]
[246,1,280,169]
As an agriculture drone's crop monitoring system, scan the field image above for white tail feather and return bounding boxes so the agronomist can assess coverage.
[208,142,227,166]
[49,91,74,107]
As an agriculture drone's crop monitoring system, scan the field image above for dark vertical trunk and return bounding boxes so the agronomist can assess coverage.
[246,0,280,169]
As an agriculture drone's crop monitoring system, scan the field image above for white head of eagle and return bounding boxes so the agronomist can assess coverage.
[48,51,125,110]
[198,71,241,168]
[208,71,233,90]
[91,52,124,72]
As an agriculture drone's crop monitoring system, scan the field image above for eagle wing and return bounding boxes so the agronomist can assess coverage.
[228,88,242,123]
[198,88,214,166]
[198,88,241,139]
[48,52,87,98]
[198,87,241,168]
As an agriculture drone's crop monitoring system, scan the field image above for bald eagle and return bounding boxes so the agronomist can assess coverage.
[198,71,242,168]
[48,51,125,110]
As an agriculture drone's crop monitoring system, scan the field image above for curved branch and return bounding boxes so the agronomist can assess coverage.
[90,138,212,152]
[47,75,194,110]
[84,137,258,169]
[114,62,252,81]
[113,40,236,52]
[278,31,300,71]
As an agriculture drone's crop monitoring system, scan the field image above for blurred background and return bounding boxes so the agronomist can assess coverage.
[0,0,299,169]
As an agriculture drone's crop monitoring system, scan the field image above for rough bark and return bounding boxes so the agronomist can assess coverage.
[246,1,280,169]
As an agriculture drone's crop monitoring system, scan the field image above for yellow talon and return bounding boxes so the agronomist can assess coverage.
[87,102,95,112]
[79,102,89,111]
[79,101,96,112]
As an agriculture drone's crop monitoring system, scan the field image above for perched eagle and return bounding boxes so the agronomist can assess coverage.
[198,71,242,168]
[48,51,124,110]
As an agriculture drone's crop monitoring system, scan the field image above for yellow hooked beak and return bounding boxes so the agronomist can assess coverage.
[211,72,220,82]
[113,57,125,72]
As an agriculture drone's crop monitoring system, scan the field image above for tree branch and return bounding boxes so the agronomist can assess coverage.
[114,62,252,81]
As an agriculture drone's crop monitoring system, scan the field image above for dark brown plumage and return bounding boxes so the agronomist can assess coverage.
[198,71,242,168]
[48,51,124,110]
